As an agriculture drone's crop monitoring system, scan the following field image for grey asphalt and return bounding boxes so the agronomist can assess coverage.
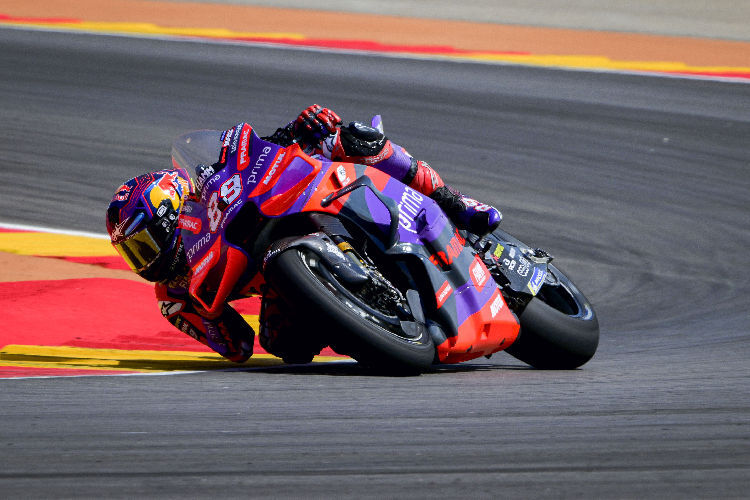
[1,28,749,498]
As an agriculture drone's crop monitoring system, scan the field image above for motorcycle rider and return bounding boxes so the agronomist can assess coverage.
[106,105,502,364]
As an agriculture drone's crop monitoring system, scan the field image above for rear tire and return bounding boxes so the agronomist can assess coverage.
[264,248,435,374]
[505,264,599,369]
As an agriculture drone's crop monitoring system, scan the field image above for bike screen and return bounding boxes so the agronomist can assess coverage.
[171,130,223,173]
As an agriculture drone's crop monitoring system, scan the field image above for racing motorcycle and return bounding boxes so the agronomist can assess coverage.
[171,117,599,373]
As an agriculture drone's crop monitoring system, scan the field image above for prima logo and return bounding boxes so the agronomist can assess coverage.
[248,146,272,184]
[186,232,211,261]
[397,187,424,234]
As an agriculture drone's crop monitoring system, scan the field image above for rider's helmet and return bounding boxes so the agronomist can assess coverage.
[106,169,192,282]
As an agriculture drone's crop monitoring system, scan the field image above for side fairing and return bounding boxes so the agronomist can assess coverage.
[367,169,520,363]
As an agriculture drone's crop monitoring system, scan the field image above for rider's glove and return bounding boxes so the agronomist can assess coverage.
[293,104,342,147]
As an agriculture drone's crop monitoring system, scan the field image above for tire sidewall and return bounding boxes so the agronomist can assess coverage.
[506,264,600,369]
[265,248,435,372]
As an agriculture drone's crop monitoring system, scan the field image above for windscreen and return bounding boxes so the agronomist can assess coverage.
[171,130,223,173]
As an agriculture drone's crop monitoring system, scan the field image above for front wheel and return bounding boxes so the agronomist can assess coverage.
[505,264,599,369]
[264,247,435,374]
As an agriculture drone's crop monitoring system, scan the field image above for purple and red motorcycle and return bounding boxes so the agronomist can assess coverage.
[171,117,599,373]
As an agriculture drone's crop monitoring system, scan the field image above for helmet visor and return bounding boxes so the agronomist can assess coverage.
[114,227,163,272]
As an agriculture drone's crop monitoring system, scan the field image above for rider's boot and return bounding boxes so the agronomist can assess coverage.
[322,122,502,234]
[426,183,503,235]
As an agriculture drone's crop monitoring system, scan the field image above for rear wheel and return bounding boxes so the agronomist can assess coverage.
[505,264,599,369]
[264,247,435,373]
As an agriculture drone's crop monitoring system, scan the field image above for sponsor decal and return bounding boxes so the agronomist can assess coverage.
[516,257,531,277]
[247,146,272,185]
[528,267,546,295]
[205,323,224,344]
[176,176,190,197]
[201,174,221,200]
[196,164,216,192]
[218,146,228,166]
[429,170,439,191]
[230,124,242,154]
[324,240,341,256]
[490,293,504,317]
[359,141,392,165]
[186,232,211,261]
[461,196,492,212]
[159,300,183,317]
[336,164,351,186]
[262,151,286,185]
[435,281,453,308]
[220,196,242,230]
[160,211,176,230]
[221,127,234,145]
[237,126,251,170]
[109,217,130,243]
[493,244,504,260]
[262,246,283,268]
[174,317,201,341]
[113,183,132,202]
[429,228,466,267]
[470,257,488,289]
[217,127,235,166]
[322,133,337,157]
[397,186,424,234]
[178,214,202,234]
[158,172,179,198]
[150,171,181,210]
[193,248,216,277]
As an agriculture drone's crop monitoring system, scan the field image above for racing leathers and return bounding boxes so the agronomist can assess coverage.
[155,105,503,364]
[288,105,503,235]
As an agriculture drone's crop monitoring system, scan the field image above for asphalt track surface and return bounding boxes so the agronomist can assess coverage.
[1,28,749,498]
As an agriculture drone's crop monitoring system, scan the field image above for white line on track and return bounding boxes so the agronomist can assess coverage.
[0,221,109,239]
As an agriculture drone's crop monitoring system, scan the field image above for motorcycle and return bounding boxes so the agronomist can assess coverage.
[171,117,599,373]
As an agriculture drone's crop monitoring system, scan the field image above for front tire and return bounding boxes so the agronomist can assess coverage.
[505,264,599,369]
[264,248,435,373]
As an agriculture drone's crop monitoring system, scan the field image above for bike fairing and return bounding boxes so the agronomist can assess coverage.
[175,122,523,364]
